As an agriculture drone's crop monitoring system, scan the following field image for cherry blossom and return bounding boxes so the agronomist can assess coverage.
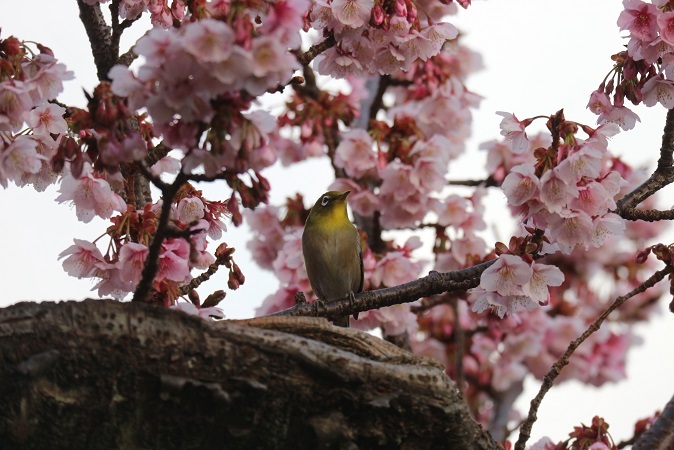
[56,162,126,223]
[24,103,67,136]
[480,255,532,297]
[617,0,659,42]
[496,111,529,154]
[334,129,377,178]
[59,239,105,278]
[118,242,149,285]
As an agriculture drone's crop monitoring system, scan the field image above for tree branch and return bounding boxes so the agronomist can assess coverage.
[447,177,499,188]
[77,0,117,81]
[633,392,674,450]
[132,172,188,303]
[297,35,336,66]
[271,260,495,321]
[616,108,674,215]
[514,265,673,450]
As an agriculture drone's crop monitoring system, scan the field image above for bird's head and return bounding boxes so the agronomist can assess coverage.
[306,191,351,229]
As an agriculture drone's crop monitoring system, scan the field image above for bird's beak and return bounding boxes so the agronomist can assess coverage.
[338,191,350,200]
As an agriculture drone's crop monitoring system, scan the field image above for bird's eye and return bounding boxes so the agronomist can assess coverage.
[321,195,330,206]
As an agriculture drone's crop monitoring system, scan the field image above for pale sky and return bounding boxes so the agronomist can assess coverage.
[1,0,673,444]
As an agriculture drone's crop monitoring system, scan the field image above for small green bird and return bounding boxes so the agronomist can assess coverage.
[302,191,363,327]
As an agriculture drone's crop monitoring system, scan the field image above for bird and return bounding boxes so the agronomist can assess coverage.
[302,190,363,327]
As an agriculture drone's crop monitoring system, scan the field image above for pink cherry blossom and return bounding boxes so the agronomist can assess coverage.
[496,111,529,154]
[273,230,311,290]
[617,0,659,42]
[451,235,487,266]
[56,162,126,223]
[352,304,417,336]
[0,81,32,132]
[547,209,594,253]
[91,262,135,299]
[256,288,300,316]
[245,206,286,270]
[58,239,105,278]
[176,196,206,225]
[331,0,374,28]
[558,145,603,180]
[334,129,377,178]
[25,103,67,136]
[370,245,424,288]
[539,167,578,213]
[597,105,640,131]
[480,254,533,296]
[591,213,626,247]
[529,437,557,450]
[657,11,674,46]
[0,135,47,188]
[118,242,149,285]
[158,238,191,283]
[171,301,225,320]
[502,164,540,207]
[522,263,564,305]
[569,181,614,216]
[182,18,235,63]
[641,74,674,108]
[587,89,612,115]
[436,194,470,227]
[21,54,74,104]
[98,132,148,167]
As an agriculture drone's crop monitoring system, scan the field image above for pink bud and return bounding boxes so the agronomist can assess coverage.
[370,3,385,26]
[395,0,407,17]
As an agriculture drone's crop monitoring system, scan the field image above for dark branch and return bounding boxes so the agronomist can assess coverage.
[616,108,674,215]
[447,177,499,188]
[618,208,674,222]
[132,172,188,303]
[186,171,232,183]
[514,265,673,450]
[368,75,390,123]
[297,35,336,66]
[136,161,169,191]
[633,392,674,450]
[179,254,231,295]
[271,260,495,321]
[77,0,117,81]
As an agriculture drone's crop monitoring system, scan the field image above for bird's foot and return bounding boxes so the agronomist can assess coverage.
[348,291,359,320]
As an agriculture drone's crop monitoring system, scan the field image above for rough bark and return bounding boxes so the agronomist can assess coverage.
[0,300,499,450]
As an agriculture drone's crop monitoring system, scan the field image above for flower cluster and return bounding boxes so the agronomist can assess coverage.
[499,114,627,254]
[471,255,564,318]
[0,36,73,189]
[59,183,233,305]
[110,7,306,126]
[588,0,674,129]
[530,416,616,450]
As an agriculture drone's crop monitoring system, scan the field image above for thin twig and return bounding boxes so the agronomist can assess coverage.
[514,265,673,450]
[179,255,230,295]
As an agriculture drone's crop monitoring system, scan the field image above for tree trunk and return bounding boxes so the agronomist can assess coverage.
[0,300,498,449]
